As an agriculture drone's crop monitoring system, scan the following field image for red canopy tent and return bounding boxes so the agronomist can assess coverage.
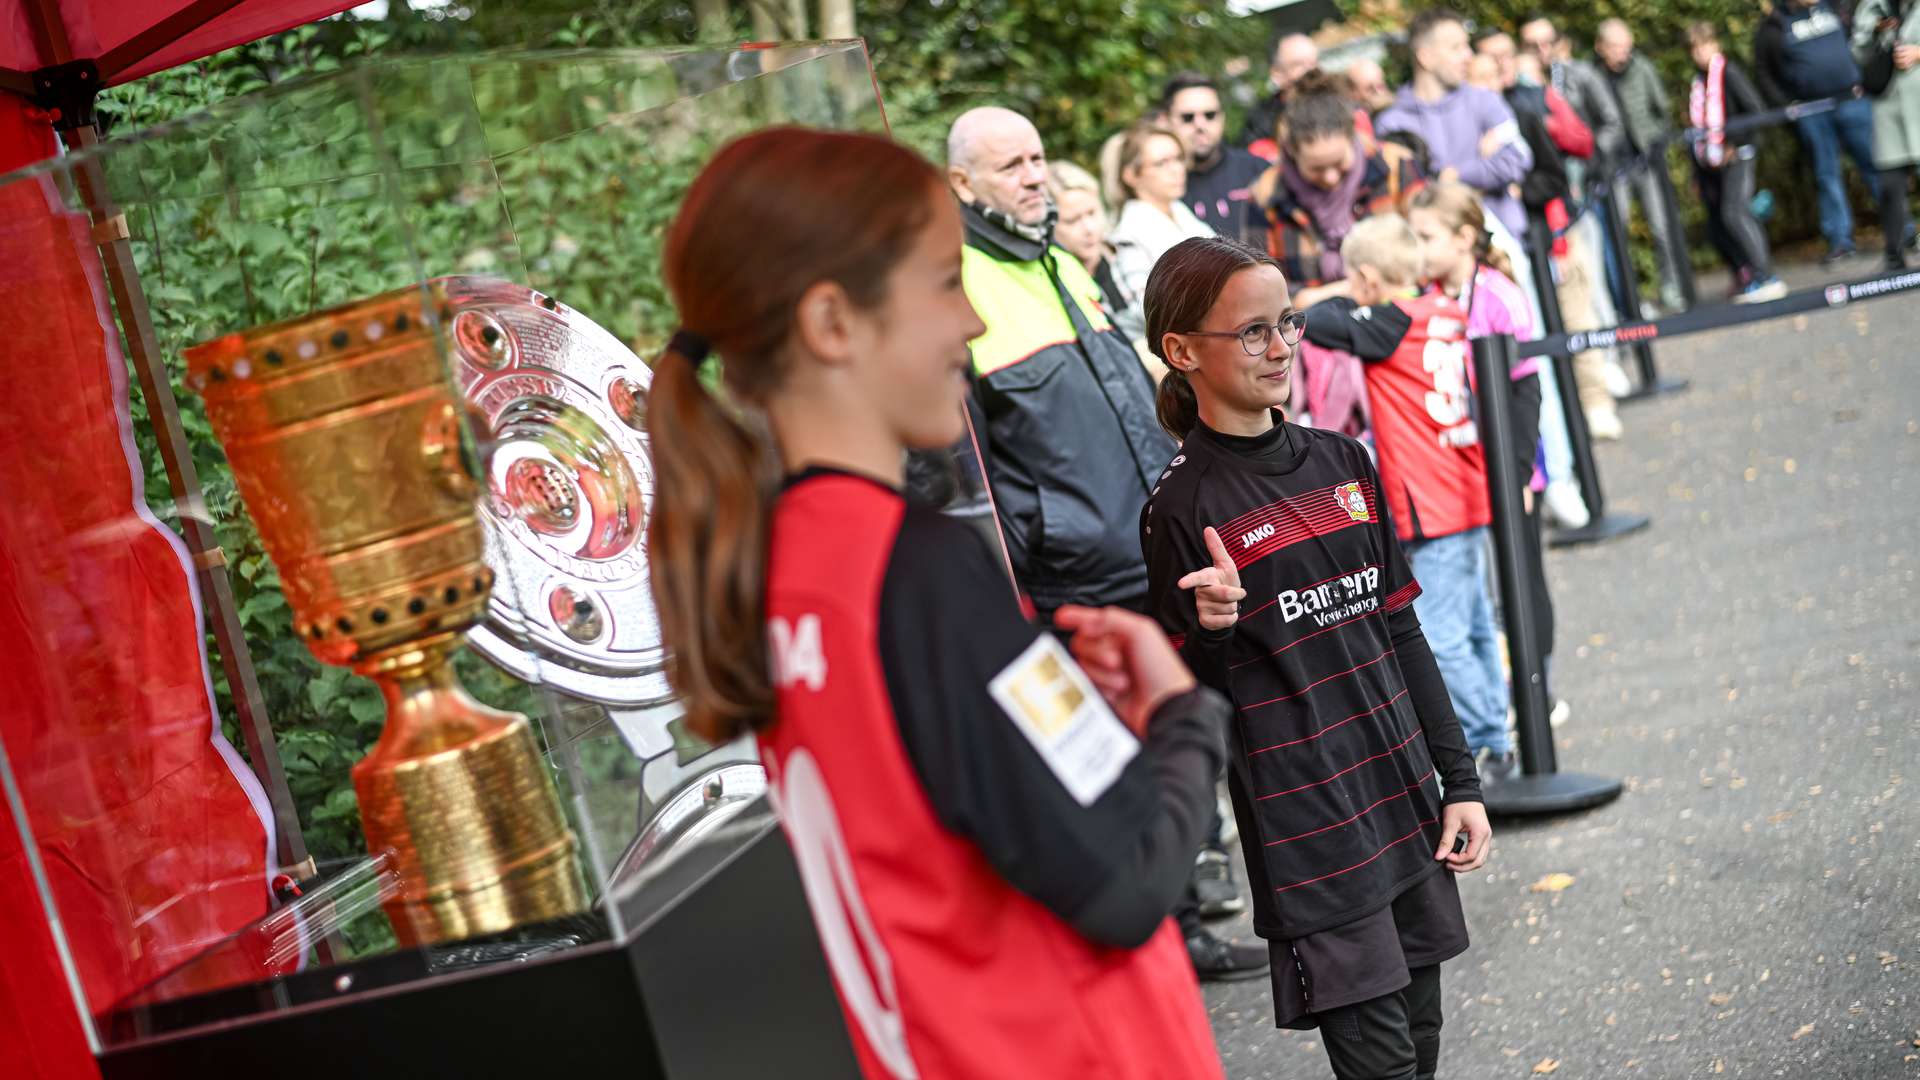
[0,5,355,1077]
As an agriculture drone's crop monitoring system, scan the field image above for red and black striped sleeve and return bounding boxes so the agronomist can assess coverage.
[876,505,1230,947]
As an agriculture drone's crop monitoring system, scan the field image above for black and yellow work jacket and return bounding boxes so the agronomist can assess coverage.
[961,203,1175,614]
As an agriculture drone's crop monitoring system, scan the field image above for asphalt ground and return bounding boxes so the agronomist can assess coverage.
[1204,252,1920,1079]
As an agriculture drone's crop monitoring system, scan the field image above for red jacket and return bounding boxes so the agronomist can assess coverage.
[1543,86,1594,160]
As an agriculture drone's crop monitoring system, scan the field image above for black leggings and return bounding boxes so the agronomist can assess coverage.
[1317,964,1444,1080]
[1697,154,1772,280]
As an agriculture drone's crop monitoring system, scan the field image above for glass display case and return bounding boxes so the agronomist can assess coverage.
[0,41,895,1076]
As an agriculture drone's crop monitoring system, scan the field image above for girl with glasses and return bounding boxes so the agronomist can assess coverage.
[1141,234,1490,1080]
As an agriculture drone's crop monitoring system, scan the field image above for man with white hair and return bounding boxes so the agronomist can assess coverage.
[1346,56,1395,114]
[948,106,1171,623]
[1596,17,1689,312]
[947,107,1270,985]
[1241,32,1321,150]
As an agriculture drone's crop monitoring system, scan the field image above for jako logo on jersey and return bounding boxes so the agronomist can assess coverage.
[1241,522,1277,549]
[1336,482,1369,522]
[769,614,827,691]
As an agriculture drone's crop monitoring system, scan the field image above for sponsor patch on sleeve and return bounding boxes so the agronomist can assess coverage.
[988,635,1139,806]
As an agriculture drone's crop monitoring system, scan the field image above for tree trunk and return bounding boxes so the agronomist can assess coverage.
[748,0,804,40]
[819,0,854,40]
[694,0,730,41]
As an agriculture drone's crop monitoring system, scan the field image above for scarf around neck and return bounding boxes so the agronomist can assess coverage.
[1280,137,1370,283]
[1690,53,1728,167]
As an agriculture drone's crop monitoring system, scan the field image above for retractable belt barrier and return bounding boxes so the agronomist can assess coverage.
[1546,93,1850,243]
[1520,263,1920,359]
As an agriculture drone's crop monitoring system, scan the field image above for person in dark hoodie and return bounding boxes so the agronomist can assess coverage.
[946,105,1271,985]
[1755,0,1886,264]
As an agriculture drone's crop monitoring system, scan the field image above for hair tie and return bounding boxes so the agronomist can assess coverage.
[666,329,710,366]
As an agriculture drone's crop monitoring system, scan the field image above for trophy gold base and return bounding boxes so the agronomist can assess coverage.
[353,636,588,946]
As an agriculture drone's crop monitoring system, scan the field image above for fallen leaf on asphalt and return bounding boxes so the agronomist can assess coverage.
[1792,1023,1816,1041]
[1530,873,1576,893]
[1709,992,1733,1006]
[1533,1059,1560,1074]
[1712,1059,1726,1074]
[1503,1047,1521,1057]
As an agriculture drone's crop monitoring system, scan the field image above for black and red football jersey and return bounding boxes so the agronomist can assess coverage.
[759,468,1228,1080]
[1143,422,1476,940]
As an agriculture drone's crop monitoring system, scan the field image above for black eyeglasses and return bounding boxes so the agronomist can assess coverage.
[1183,312,1307,356]
[1177,109,1221,124]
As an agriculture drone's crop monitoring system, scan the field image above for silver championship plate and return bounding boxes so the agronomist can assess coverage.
[439,277,762,884]
[441,276,672,706]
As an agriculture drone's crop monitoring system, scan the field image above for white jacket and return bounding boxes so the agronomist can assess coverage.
[1107,198,1216,340]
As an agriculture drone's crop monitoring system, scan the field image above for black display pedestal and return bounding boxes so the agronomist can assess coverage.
[99,809,857,1080]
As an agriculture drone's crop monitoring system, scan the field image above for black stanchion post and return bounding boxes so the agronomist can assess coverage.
[1524,228,1653,547]
[1601,183,1690,401]
[1471,334,1624,815]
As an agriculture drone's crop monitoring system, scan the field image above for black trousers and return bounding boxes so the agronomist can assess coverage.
[1317,964,1443,1080]
[1696,152,1772,280]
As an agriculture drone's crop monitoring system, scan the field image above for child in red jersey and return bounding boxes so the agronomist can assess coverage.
[644,127,1232,1080]
[1302,212,1516,786]
[1141,234,1489,1080]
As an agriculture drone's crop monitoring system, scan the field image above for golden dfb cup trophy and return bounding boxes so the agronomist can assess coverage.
[186,282,588,946]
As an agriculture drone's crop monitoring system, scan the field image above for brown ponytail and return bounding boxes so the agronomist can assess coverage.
[1143,236,1284,441]
[1156,369,1201,445]
[648,128,944,743]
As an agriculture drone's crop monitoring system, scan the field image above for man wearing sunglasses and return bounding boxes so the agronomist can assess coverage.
[1164,72,1271,245]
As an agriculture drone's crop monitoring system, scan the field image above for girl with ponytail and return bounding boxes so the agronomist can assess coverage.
[1140,234,1490,1080]
[1406,180,1557,721]
[646,126,1231,1080]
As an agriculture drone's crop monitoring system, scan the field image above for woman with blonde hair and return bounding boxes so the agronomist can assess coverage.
[1406,180,1552,772]
[1107,123,1215,316]
[1047,160,1139,335]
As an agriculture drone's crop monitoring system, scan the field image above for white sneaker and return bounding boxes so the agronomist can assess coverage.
[1586,410,1624,441]
[1544,478,1590,530]
[1602,359,1632,400]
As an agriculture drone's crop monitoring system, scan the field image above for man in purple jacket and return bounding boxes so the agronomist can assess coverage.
[1377,8,1535,241]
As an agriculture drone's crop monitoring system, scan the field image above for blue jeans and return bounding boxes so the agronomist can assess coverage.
[1406,527,1510,756]
[1795,96,1879,253]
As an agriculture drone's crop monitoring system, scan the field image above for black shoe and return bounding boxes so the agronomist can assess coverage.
[1884,253,1908,272]
[1821,246,1857,267]
[1185,929,1270,982]
[1478,749,1520,787]
[1193,849,1247,919]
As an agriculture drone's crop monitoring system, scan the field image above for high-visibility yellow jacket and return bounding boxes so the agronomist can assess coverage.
[962,204,1174,612]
